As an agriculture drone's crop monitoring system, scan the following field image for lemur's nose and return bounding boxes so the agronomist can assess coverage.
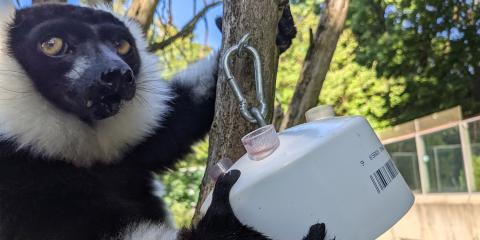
[99,68,136,100]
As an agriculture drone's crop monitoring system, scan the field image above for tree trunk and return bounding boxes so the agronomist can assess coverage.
[281,0,349,129]
[193,0,288,222]
[32,0,66,4]
[127,0,160,34]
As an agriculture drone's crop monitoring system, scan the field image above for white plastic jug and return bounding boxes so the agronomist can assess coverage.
[201,111,414,240]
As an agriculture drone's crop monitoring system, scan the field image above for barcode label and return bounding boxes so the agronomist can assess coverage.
[370,159,399,193]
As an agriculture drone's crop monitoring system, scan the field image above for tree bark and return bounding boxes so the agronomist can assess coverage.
[193,0,288,222]
[32,0,66,4]
[127,0,160,34]
[281,0,349,129]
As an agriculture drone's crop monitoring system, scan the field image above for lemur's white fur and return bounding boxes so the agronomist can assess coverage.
[118,222,178,240]
[172,52,218,102]
[66,56,90,81]
[0,6,173,167]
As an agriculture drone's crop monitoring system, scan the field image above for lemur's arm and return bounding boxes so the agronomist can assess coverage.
[126,6,297,171]
[126,54,218,171]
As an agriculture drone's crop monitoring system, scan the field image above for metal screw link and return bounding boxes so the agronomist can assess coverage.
[222,33,268,127]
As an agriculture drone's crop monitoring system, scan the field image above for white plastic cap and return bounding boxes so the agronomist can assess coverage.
[305,105,335,122]
[241,125,280,161]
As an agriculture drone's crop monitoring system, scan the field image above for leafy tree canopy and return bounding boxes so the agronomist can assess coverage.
[348,0,480,124]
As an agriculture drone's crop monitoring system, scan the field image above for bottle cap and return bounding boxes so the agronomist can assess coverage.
[241,124,279,161]
[305,105,335,122]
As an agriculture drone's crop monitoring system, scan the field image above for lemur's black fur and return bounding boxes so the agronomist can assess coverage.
[0,4,327,240]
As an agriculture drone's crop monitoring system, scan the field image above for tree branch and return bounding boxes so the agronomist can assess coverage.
[127,0,161,34]
[281,0,349,129]
[149,1,221,52]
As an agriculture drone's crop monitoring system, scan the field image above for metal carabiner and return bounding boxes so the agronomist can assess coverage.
[222,34,268,126]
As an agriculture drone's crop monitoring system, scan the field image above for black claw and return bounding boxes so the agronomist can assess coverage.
[303,223,327,240]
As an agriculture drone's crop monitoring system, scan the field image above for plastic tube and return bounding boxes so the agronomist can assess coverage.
[241,124,280,161]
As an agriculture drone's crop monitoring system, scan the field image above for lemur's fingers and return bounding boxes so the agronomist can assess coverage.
[215,5,297,54]
[200,170,241,230]
[303,223,328,240]
[211,170,241,208]
[277,5,297,54]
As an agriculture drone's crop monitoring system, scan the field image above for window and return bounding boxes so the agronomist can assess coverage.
[467,120,480,191]
[421,127,467,193]
[385,139,421,192]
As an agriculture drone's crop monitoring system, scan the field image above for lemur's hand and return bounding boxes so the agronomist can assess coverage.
[179,170,269,239]
[179,170,329,240]
[276,5,297,53]
[215,5,297,54]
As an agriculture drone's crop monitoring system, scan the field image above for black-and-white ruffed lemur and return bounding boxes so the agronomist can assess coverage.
[0,2,329,240]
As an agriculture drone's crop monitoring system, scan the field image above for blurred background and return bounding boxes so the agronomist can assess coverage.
[14,0,480,239]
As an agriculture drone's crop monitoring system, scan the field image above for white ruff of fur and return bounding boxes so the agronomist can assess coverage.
[118,222,178,240]
[0,7,172,167]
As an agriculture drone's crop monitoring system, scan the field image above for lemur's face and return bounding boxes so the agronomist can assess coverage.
[0,4,169,164]
[8,5,141,122]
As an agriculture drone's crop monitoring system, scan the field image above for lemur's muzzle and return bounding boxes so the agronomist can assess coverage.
[67,44,138,121]
[87,66,136,120]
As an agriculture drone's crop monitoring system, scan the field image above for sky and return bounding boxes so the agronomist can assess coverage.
[14,0,223,49]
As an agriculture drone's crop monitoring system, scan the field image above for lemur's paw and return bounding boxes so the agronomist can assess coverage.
[181,170,270,240]
[303,223,330,240]
[211,170,241,206]
[215,5,296,54]
[204,170,241,226]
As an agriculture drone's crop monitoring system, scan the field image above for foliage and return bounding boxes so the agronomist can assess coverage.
[161,141,209,227]
[279,0,480,129]
[276,0,320,112]
[277,0,405,129]
[154,25,210,79]
[348,0,480,124]
[473,155,480,191]
[320,29,407,129]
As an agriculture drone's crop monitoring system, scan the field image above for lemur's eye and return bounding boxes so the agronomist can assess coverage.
[39,37,67,57]
[115,40,131,55]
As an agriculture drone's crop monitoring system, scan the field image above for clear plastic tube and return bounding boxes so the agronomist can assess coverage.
[241,124,280,161]
[208,158,234,182]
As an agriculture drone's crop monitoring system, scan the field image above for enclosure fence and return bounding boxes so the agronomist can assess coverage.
[378,106,480,194]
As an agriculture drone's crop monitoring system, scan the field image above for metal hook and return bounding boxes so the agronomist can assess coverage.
[222,33,268,126]
[237,33,251,57]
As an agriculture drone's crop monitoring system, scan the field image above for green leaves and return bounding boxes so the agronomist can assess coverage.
[348,0,480,123]
[161,140,209,227]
